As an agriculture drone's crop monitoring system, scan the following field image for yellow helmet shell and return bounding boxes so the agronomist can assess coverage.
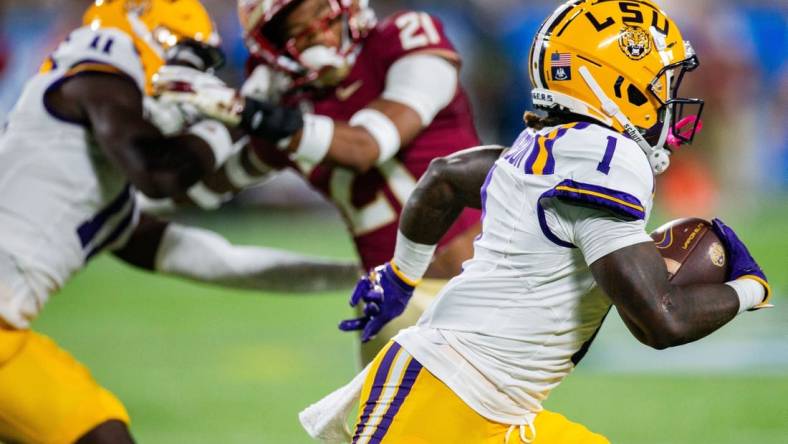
[83,0,221,92]
[529,0,685,132]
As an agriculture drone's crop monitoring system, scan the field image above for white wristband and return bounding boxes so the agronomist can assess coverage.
[187,119,234,167]
[725,278,766,314]
[225,138,269,189]
[294,113,334,164]
[349,108,401,165]
[391,230,437,285]
[186,182,231,210]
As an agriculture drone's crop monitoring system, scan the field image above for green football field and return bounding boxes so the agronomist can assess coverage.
[33,202,788,444]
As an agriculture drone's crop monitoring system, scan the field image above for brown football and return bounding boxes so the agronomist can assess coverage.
[650,218,728,285]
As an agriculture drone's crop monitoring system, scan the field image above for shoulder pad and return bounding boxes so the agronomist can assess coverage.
[51,26,145,92]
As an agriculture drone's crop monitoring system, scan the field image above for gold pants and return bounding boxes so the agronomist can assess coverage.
[0,327,129,444]
[353,341,610,444]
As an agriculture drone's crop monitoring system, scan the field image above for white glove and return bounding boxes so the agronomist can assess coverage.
[143,96,201,136]
[153,65,245,126]
[241,65,292,103]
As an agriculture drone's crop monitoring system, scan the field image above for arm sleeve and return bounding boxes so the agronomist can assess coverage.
[381,54,458,126]
[154,223,360,292]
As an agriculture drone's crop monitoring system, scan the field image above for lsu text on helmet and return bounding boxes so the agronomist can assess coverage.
[83,0,222,92]
[529,0,704,174]
[238,0,376,87]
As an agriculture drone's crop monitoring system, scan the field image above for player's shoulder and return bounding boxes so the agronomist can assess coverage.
[51,26,145,90]
[546,122,653,221]
[55,26,137,60]
[366,10,458,64]
[552,122,650,175]
[377,9,447,29]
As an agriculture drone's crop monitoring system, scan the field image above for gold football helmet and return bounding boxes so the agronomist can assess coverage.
[83,0,222,92]
[529,0,704,174]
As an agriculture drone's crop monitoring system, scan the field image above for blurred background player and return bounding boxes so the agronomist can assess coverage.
[311,1,773,443]
[0,1,358,442]
[155,0,484,364]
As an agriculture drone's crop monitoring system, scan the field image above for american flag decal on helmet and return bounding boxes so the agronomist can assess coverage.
[551,52,572,81]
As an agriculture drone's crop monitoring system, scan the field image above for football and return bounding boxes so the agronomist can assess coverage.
[650,218,728,285]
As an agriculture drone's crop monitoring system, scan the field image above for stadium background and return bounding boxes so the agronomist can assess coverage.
[0,0,786,442]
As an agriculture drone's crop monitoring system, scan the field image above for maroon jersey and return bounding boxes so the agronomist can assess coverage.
[250,11,482,269]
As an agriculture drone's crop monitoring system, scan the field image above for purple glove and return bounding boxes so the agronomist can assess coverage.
[338,263,416,343]
[711,218,771,306]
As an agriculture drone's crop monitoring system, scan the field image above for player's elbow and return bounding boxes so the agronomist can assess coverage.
[424,156,455,190]
[642,333,677,350]
[638,309,687,350]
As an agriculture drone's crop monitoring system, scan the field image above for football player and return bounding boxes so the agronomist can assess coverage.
[155,0,484,363]
[0,1,358,443]
[303,1,773,443]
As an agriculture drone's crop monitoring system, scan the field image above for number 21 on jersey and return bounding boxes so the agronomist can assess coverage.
[396,12,441,50]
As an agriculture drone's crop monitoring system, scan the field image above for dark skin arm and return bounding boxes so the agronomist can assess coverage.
[113,213,169,270]
[590,242,738,349]
[286,99,424,173]
[46,72,216,198]
[399,145,504,244]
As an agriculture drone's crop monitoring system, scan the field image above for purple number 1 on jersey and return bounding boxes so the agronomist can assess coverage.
[597,136,617,175]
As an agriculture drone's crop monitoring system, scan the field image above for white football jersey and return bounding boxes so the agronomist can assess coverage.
[396,122,655,425]
[0,26,145,328]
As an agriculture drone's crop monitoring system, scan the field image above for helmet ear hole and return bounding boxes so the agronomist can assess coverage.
[627,85,648,106]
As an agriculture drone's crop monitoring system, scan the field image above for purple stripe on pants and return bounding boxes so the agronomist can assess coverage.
[368,358,424,444]
[352,342,402,443]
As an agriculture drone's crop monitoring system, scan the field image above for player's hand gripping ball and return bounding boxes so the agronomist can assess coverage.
[339,263,415,343]
[650,217,771,309]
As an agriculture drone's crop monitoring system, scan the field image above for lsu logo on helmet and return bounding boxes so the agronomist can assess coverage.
[618,26,651,60]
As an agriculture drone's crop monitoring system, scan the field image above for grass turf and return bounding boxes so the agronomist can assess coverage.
[32,203,788,443]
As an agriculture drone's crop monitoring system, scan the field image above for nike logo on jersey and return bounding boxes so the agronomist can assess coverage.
[336,80,363,101]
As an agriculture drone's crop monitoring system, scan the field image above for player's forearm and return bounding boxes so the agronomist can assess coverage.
[639,283,739,349]
[282,99,422,173]
[155,224,360,292]
[324,123,381,173]
[592,242,748,350]
[128,133,216,198]
[284,121,378,172]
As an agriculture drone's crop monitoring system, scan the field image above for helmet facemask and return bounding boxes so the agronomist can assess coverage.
[165,39,226,73]
[242,0,375,88]
[644,50,704,150]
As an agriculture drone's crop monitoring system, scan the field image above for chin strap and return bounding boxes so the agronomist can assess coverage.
[578,65,671,174]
